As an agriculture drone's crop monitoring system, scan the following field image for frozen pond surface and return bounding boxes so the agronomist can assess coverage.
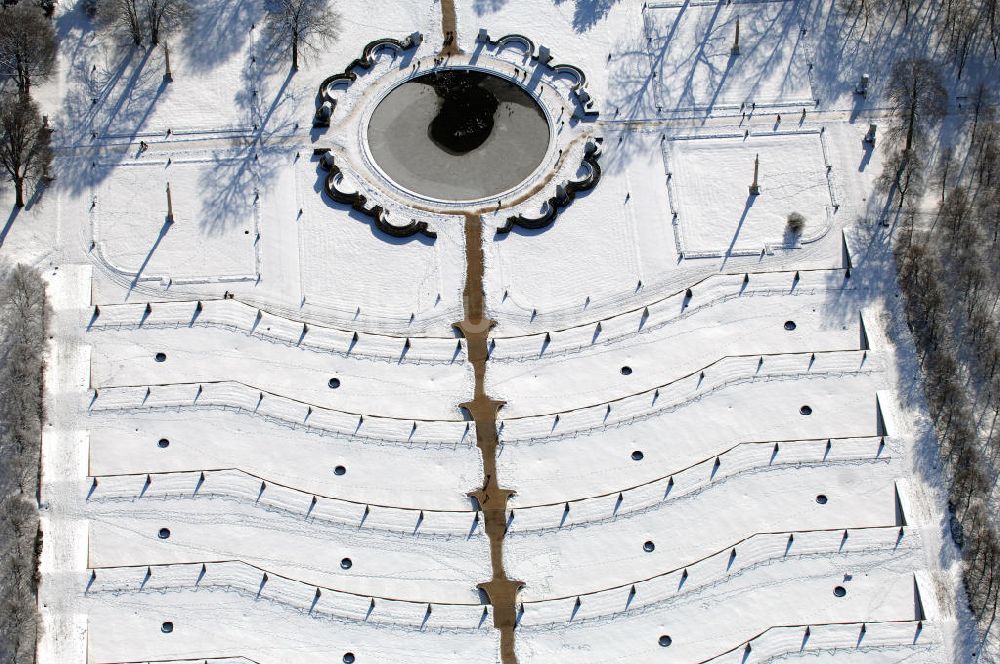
[367,70,550,201]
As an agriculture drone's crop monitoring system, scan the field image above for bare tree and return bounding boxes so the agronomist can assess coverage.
[886,58,948,153]
[937,145,955,202]
[974,123,999,186]
[0,497,36,557]
[0,96,52,208]
[144,0,191,46]
[976,184,1000,245]
[878,148,925,209]
[98,0,144,45]
[263,0,340,71]
[14,0,58,17]
[0,3,57,100]
[895,0,914,25]
[0,265,46,664]
[969,83,993,143]
[99,0,189,46]
[940,186,971,240]
[0,263,48,349]
[0,267,47,498]
[0,588,38,664]
[948,0,981,80]
[839,0,885,35]
[989,0,1000,60]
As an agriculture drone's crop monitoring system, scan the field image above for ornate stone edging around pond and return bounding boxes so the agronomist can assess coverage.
[315,149,437,240]
[313,33,424,128]
[496,138,603,234]
[477,29,598,118]
[311,29,602,239]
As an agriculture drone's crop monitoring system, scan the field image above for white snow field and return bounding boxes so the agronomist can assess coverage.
[5,0,973,662]
[647,1,815,113]
[667,130,835,257]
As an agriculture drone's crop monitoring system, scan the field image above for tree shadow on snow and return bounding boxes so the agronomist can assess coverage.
[196,63,296,236]
[556,0,622,33]
[57,43,167,197]
[661,2,808,113]
[473,0,509,15]
[182,0,262,73]
[818,202,969,629]
[0,208,19,248]
[810,2,945,110]
[601,1,813,169]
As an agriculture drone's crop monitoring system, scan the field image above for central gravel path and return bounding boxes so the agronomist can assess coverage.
[439,0,459,56]
[456,213,521,664]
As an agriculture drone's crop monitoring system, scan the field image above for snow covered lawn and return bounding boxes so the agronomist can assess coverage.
[668,130,833,257]
[92,154,259,283]
[295,158,466,324]
[649,0,815,112]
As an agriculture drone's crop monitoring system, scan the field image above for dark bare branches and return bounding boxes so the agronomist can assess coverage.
[98,0,144,45]
[98,0,191,47]
[0,265,47,664]
[892,102,1000,642]
[0,3,57,101]
[0,96,53,208]
[262,0,341,71]
[877,148,926,209]
[886,59,947,153]
[838,0,886,36]
[144,0,191,46]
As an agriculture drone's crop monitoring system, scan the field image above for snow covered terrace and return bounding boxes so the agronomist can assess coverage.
[11,0,967,662]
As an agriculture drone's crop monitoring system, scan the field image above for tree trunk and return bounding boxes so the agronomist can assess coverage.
[957,39,969,80]
[906,104,916,152]
[15,176,25,208]
[292,37,299,70]
[12,57,30,101]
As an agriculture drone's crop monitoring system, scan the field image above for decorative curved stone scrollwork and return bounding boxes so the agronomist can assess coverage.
[549,63,586,90]
[493,33,536,56]
[496,138,603,235]
[550,63,595,113]
[317,150,436,239]
[314,32,423,128]
[475,30,598,118]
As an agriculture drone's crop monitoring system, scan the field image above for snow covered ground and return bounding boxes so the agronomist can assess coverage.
[647,0,815,113]
[7,0,978,661]
[668,129,835,256]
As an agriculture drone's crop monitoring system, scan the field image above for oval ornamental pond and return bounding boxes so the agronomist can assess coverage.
[367,69,551,202]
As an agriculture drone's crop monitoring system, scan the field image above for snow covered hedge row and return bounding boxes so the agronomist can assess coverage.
[879,44,1000,641]
[895,203,1000,638]
[0,264,49,664]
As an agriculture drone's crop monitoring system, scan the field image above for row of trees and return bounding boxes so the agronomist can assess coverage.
[0,0,342,209]
[0,264,49,664]
[896,229,1000,630]
[0,4,53,661]
[0,2,55,207]
[90,0,339,70]
[876,59,948,210]
[94,0,192,46]
[888,58,1000,636]
[841,0,999,76]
